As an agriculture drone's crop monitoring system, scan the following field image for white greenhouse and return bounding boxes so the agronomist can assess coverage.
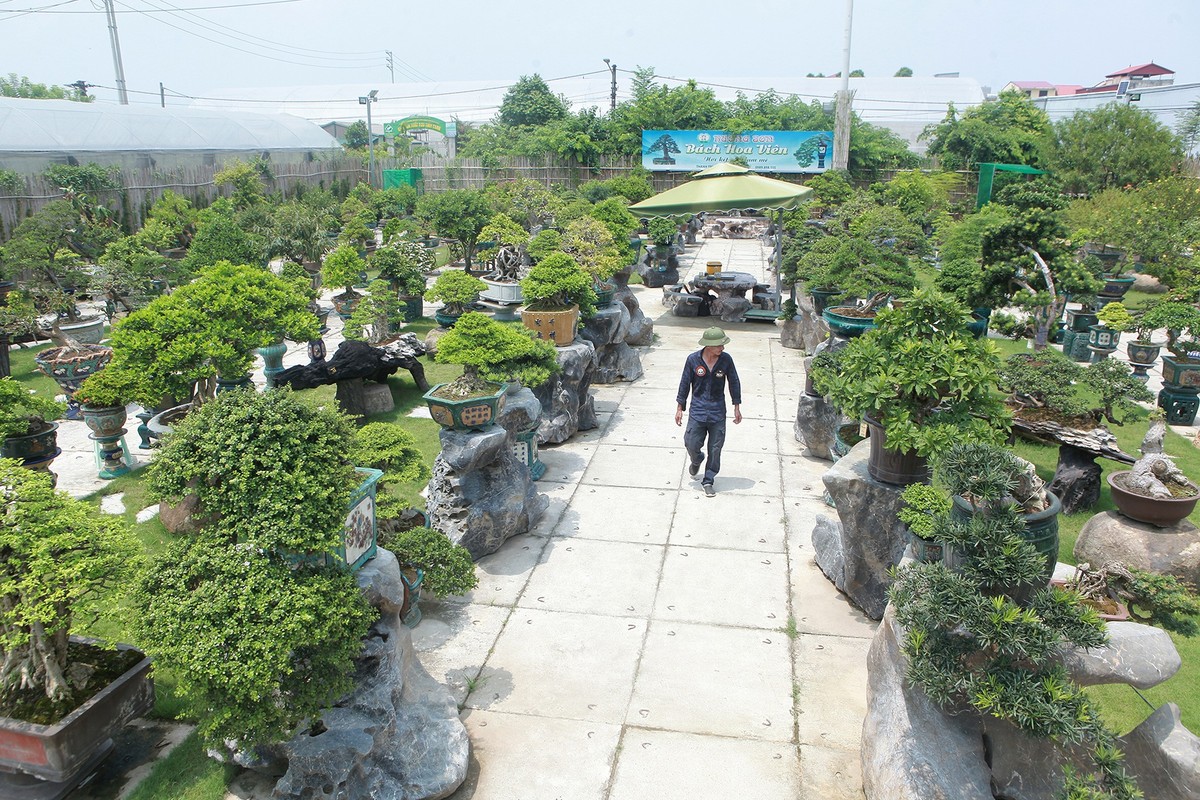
[0,98,340,174]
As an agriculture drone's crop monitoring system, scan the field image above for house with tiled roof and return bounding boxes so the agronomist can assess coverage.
[1075,62,1175,95]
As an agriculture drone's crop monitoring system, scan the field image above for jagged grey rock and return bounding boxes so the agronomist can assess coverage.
[422,326,449,358]
[425,426,547,559]
[1074,510,1200,585]
[1058,621,1181,689]
[862,607,992,799]
[983,716,1094,800]
[1120,702,1200,800]
[795,292,830,354]
[795,392,841,461]
[532,339,598,445]
[812,514,845,594]
[581,303,644,384]
[614,278,654,347]
[270,549,469,800]
[814,441,908,619]
[780,316,804,350]
[495,386,542,435]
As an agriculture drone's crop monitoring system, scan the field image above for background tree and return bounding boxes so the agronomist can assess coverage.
[1176,100,1200,154]
[497,74,570,127]
[921,91,1050,171]
[414,189,493,269]
[1044,103,1185,195]
[894,67,913,77]
[0,73,91,102]
[343,120,370,150]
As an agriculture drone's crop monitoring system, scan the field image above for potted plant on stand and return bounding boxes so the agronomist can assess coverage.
[1087,301,1134,361]
[563,215,624,307]
[0,377,65,476]
[380,526,479,627]
[646,218,679,272]
[1126,307,1165,380]
[810,289,1010,485]
[0,460,150,798]
[1108,411,1200,527]
[1140,300,1200,424]
[369,239,434,323]
[322,244,369,320]
[73,365,141,479]
[424,269,487,329]
[476,213,531,306]
[519,252,597,346]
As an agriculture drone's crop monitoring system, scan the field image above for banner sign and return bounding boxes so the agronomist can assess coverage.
[384,115,447,137]
[641,130,834,173]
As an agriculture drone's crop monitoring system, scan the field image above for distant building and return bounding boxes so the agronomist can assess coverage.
[1074,62,1175,95]
[1001,81,1082,99]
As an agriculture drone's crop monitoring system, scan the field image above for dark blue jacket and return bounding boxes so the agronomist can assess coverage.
[677,350,741,422]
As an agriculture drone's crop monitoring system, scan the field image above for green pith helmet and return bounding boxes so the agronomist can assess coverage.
[698,327,730,347]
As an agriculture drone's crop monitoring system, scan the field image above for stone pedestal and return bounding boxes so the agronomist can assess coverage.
[580,302,643,384]
[613,270,653,347]
[1074,510,1200,585]
[425,423,547,560]
[532,339,598,445]
[792,292,830,354]
[794,389,841,461]
[812,441,908,620]
[266,549,469,800]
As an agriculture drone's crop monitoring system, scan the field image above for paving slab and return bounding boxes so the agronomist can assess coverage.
[453,533,547,607]
[628,620,794,740]
[552,484,677,545]
[670,491,788,552]
[793,632,872,751]
[411,601,511,706]
[798,743,868,800]
[608,728,800,800]
[518,538,664,617]
[653,546,790,629]
[581,443,689,490]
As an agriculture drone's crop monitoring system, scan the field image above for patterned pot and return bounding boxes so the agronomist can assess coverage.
[521,305,580,346]
[34,346,113,420]
[422,381,507,431]
[80,405,127,439]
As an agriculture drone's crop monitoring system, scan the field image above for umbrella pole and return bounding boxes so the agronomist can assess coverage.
[773,209,785,308]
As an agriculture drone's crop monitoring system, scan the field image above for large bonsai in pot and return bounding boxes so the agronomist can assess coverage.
[424,269,487,327]
[888,444,1141,799]
[0,458,148,788]
[519,252,597,346]
[0,377,65,468]
[810,289,1009,485]
[131,389,375,750]
[322,243,368,318]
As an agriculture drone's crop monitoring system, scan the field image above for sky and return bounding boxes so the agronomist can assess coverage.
[3,0,1199,111]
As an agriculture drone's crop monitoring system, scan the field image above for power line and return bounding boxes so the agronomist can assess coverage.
[1,0,299,11]
[0,0,79,20]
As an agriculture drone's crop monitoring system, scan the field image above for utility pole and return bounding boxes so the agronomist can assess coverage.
[160,82,166,108]
[67,80,91,100]
[832,0,853,171]
[604,59,617,111]
[102,0,129,104]
[359,90,378,187]
[385,51,395,84]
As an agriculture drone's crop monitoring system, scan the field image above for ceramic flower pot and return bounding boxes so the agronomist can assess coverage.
[1108,471,1200,528]
[422,381,507,431]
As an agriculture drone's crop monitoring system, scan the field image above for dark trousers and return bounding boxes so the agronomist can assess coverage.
[684,417,726,485]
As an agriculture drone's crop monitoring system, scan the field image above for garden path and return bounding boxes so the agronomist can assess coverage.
[416,235,876,800]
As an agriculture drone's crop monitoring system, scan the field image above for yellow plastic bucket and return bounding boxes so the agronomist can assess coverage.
[706,261,722,275]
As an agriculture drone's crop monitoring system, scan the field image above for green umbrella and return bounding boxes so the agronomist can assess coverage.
[628,163,813,309]
[627,162,813,216]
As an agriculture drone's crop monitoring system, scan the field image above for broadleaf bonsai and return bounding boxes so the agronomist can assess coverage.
[322,243,368,300]
[383,526,478,599]
[519,252,597,317]
[1139,300,1200,359]
[434,311,560,394]
[0,377,64,440]
[424,269,486,316]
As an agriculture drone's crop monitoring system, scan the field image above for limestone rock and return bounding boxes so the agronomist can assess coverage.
[795,392,841,461]
[779,316,804,350]
[1058,621,1181,689]
[815,441,909,619]
[1074,510,1200,585]
[861,607,991,799]
[495,386,542,435]
[1132,272,1167,294]
[426,425,547,560]
[581,303,645,384]
[812,514,845,594]
[1120,702,1200,800]
[983,716,1094,800]
[533,339,598,445]
[423,326,449,357]
[615,281,654,347]
[795,292,830,354]
[270,549,469,800]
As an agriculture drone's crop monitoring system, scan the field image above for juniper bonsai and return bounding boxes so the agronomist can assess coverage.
[435,311,559,394]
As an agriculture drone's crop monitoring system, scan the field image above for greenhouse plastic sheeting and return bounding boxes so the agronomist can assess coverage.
[0,98,336,153]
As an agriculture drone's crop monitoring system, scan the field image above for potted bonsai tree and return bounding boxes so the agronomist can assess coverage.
[1087,301,1134,360]
[1138,300,1200,424]
[1108,411,1200,527]
[803,236,918,338]
[131,388,377,752]
[342,279,404,345]
[811,289,1010,485]
[369,239,434,322]
[887,446,1141,799]
[381,526,479,627]
[562,215,624,306]
[423,310,558,430]
[322,243,369,319]
[424,269,487,328]
[1126,307,1165,372]
[897,482,951,563]
[519,252,597,346]
[646,217,679,270]
[72,365,141,478]
[0,377,65,472]
[0,459,149,795]
[476,213,531,304]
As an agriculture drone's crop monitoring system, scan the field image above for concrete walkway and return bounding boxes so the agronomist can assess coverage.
[417,235,875,800]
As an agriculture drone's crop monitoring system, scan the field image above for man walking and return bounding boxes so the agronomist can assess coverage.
[675,326,742,496]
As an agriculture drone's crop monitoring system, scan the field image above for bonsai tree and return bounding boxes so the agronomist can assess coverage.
[0,459,141,711]
[562,215,624,283]
[350,422,430,522]
[383,526,478,599]
[103,261,319,408]
[811,289,1010,458]
[526,228,564,264]
[132,389,375,749]
[73,365,141,410]
[268,201,334,266]
[889,443,1141,799]
[424,269,486,316]
[1139,300,1200,359]
[343,280,404,344]
[0,377,64,441]
[322,243,368,300]
[476,213,531,281]
[414,189,492,269]
[1095,301,1134,333]
[439,311,559,388]
[520,252,598,318]
[1064,562,1200,637]
[796,235,916,306]
[589,197,639,249]
[997,351,1151,426]
[647,217,679,249]
[369,240,434,297]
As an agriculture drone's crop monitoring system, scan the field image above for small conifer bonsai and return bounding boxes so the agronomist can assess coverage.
[434,311,560,396]
[519,252,597,317]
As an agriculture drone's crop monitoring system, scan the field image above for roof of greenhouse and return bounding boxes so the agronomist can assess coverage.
[0,98,338,153]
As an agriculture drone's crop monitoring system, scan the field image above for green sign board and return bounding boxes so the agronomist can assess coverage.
[384,115,447,137]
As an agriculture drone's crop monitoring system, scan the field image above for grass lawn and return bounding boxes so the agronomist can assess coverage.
[989,336,1200,735]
